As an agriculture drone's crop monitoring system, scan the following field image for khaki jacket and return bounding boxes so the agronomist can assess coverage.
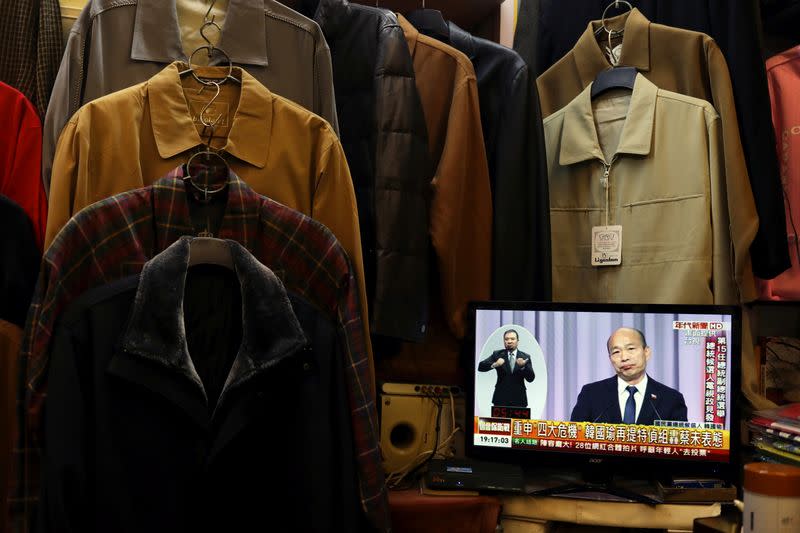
[544,74,756,306]
[544,75,765,409]
[46,62,374,384]
[537,8,775,285]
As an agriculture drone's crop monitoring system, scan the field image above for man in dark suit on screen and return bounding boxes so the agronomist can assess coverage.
[570,327,687,425]
[478,329,535,407]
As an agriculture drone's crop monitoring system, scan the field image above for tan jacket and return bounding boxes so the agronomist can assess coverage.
[544,74,756,306]
[537,9,764,295]
[46,62,374,384]
[397,15,492,340]
[43,0,338,194]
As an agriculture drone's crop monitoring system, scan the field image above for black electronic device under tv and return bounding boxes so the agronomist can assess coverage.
[466,301,741,502]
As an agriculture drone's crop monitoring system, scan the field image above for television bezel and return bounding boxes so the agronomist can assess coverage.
[465,300,742,483]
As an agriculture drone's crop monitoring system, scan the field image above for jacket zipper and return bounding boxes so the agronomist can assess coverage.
[600,156,618,226]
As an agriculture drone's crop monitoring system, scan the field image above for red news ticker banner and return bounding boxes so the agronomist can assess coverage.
[474,417,730,461]
[671,320,728,427]
[703,335,728,426]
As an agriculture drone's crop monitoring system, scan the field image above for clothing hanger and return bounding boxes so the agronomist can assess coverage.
[188,237,235,270]
[184,94,230,202]
[593,0,632,38]
[406,0,451,43]
[590,1,636,99]
[179,0,237,201]
[178,0,241,86]
[591,66,637,99]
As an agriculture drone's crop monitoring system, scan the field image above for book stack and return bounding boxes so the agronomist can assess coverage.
[749,403,800,465]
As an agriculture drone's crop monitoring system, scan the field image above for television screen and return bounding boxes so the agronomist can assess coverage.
[469,303,739,466]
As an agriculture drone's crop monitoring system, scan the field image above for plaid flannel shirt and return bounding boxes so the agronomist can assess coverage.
[13,168,388,532]
[0,0,62,117]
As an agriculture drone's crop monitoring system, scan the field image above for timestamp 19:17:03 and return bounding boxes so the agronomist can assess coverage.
[476,435,511,447]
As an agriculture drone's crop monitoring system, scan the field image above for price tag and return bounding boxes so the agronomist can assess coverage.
[592,225,622,266]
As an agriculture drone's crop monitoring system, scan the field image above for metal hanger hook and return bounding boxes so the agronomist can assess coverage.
[598,0,632,37]
[199,19,223,55]
[198,81,223,128]
[204,0,219,23]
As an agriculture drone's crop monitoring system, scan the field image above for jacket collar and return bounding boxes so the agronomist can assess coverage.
[312,0,351,38]
[447,21,477,62]
[397,14,419,56]
[558,73,657,166]
[118,235,306,405]
[147,62,272,168]
[573,8,652,89]
[132,0,268,67]
[150,167,266,253]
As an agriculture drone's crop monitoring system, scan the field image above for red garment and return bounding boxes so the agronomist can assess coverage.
[0,81,46,249]
[758,46,800,300]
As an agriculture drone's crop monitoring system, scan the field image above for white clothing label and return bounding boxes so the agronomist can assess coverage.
[592,225,622,266]
[606,43,623,66]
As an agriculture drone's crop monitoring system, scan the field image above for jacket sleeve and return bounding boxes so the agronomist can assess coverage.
[334,270,389,532]
[7,95,48,249]
[570,385,590,422]
[708,0,789,279]
[312,133,375,391]
[369,19,431,342]
[312,26,339,136]
[522,357,535,382]
[36,321,88,533]
[668,390,688,423]
[42,16,87,199]
[43,120,84,249]
[705,44,759,304]
[430,76,492,339]
[478,351,498,371]
[492,63,551,301]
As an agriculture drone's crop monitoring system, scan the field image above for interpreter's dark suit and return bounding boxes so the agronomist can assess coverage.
[570,375,688,424]
[478,349,535,407]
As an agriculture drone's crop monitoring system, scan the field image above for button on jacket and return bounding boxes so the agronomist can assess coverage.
[17,170,387,531]
[0,82,47,248]
[543,74,756,305]
[397,14,492,340]
[446,21,551,302]
[306,0,432,341]
[37,237,368,533]
[44,62,373,388]
[42,0,338,194]
[537,8,786,282]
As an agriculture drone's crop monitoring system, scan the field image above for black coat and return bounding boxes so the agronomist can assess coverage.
[0,194,39,328]
[446,22,551,302]
[570,375,688,425]
[303,0,433,341]
[478,349,536,407]
[516,0,788,279]
[37,238,366,533]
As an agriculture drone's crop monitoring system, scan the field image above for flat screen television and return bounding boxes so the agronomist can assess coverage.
[466,301,741,494]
